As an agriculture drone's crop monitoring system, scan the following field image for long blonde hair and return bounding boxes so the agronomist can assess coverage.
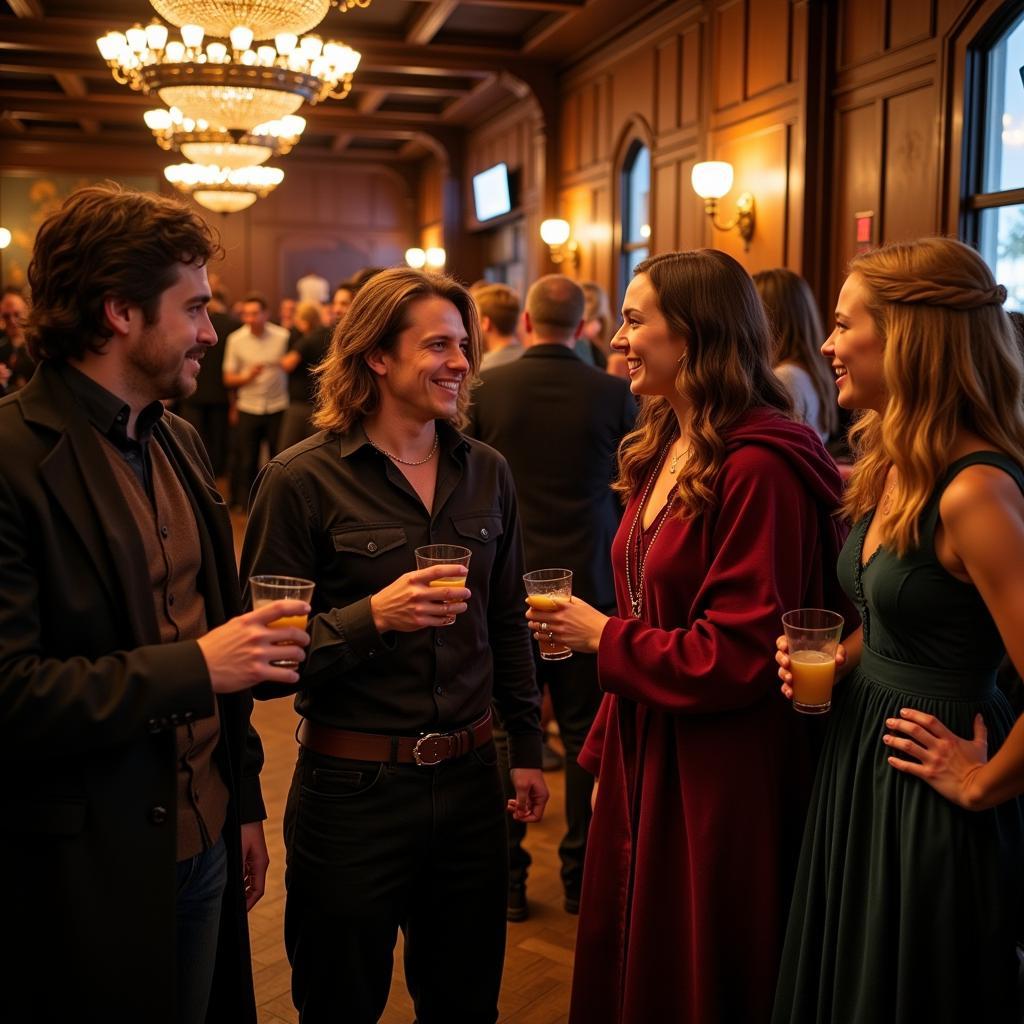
[614,250,792,516]
[312,267,482,434]
[842,237,1024,554]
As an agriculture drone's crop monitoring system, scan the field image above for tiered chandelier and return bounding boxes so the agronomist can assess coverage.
[97,1,364,212]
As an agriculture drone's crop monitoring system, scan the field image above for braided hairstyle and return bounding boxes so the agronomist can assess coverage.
[843,236,1024,554]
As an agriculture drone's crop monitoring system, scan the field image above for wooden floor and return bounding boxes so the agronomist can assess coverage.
[247,697,578,1024]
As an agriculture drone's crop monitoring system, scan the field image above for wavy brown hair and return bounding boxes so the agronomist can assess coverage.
[614,250,792,516]
[753,267,839,438]
[842,236,1024,555]
[312,267,482,434]
[27,183,221,362]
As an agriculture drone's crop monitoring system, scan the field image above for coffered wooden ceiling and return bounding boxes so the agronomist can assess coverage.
[0,0,669,167]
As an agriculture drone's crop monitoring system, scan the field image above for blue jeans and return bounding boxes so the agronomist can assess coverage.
[176,834,228,1024]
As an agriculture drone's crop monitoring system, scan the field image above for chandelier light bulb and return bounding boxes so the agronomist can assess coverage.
[165,39,186,61]
[257,45,276,66]
[126,25,148,52]
[300,35,324,59]
[206,41,227,62]
[425,247,446,268]
[275,33,298,55]
[145,22,169,51]
[229,25,254,51]
[405,248,427,269]
[180,23,204,49]
[0,227,11,250]
[144,108,172,130]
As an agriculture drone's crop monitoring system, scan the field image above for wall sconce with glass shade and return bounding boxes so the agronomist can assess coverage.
[405,247,446,270]
[691,161,756,251]
[540,218,579,268]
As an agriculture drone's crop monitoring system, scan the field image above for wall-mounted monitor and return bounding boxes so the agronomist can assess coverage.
[472,163,513,222]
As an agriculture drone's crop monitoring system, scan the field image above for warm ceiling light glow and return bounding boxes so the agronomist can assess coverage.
[691,161,734,200]
[98,14,360,133]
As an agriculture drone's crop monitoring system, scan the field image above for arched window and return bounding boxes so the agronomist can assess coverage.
[620,143,650,303]
[965,7,1024,309]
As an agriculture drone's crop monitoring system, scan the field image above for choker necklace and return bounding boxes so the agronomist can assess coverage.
[625,443,677,618]
[365,429,439,466]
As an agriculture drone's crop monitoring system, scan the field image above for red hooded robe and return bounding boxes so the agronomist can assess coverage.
[570,408,853,1024]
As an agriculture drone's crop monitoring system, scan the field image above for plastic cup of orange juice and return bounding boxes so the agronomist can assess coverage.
[414,545,472,626]
[781,608,844,714]
[523,569,573,661]
[249,574,315,667]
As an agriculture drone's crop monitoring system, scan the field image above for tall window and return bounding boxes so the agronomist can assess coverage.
[967,9,1024,309]
[621,143,650,304]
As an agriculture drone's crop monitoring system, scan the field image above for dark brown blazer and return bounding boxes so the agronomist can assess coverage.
[0,361,264,1023]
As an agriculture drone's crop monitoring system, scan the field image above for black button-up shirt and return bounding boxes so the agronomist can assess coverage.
[240,421,543,768]
[57,362,164,493]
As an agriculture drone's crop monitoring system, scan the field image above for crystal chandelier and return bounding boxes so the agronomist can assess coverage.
[149,1,372,40]
[164,162,285,213]
[144,107,305,168]
[97,20,360,132]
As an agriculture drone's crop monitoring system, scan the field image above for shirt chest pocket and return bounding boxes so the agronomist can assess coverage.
[450,511,504,556]
[331,524,408,559]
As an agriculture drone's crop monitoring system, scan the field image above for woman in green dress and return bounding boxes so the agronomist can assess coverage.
[772,236,1024,1023]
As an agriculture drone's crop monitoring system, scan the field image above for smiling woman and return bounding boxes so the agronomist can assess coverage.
[549,249,850,1024]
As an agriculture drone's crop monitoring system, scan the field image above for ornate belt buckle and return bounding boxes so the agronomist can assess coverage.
[413,732,452,766]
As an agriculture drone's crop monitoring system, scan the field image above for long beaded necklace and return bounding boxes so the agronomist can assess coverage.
[625,443,677,619]
[364,428,439,466]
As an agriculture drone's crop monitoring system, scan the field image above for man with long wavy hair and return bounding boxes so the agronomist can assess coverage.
[241,267,548,1023]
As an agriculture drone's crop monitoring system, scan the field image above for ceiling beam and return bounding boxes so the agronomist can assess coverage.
[7,0,44,16]
[0,17,530,72]
[449,0,584,7]
[405,0,460,45]
[53,72,87,99]
[357,88,388,114]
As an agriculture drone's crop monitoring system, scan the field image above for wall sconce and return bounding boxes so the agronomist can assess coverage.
[405,246,446,270]
[540,218,579,268]
[0,228,10,250]
[690,161,756,251]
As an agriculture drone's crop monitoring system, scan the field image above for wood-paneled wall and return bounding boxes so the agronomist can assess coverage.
[459,0,1011,317]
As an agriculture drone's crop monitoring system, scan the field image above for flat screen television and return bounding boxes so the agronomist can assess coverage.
[473,163,512,222]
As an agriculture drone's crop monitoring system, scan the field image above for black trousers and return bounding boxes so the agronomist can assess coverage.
[496,647,601,898]
[283,741,508,1024]
[231,410,283,508]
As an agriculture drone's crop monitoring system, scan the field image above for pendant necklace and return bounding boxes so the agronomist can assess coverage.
[365,428,439,466]
[668,442,686,474]
[625,443,677,619]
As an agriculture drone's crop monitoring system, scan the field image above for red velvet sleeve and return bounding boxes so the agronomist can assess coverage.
[596,445,822,714]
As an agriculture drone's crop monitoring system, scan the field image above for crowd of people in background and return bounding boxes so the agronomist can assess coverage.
[5,181,1024,1024]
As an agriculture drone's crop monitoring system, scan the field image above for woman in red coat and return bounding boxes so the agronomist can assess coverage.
[528,250,850,1023]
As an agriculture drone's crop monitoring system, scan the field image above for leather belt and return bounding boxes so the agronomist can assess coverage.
[297,710,493,767]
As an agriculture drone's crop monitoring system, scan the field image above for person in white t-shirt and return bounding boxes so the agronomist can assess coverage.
[223,293,290,508]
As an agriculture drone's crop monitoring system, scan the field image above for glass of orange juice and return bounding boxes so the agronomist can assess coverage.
[249,574,316,667]
[781,608,845,714]
[414,544,472,626]
[523,569,573,661]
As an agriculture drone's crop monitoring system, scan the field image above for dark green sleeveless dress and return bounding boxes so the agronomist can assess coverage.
[773,453,1024,1023]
